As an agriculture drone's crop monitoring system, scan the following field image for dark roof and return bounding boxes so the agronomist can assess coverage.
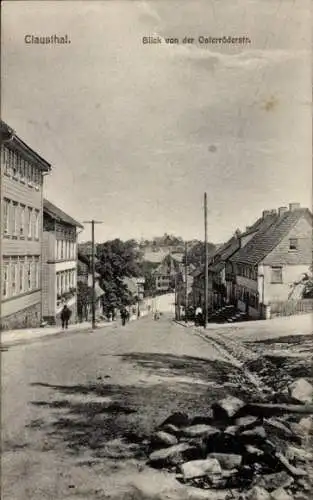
[230,209,312,265]
[1,120,51,172]
[44,199,83,228]
[209,261,225,273]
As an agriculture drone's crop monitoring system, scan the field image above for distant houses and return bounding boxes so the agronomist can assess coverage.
[152,253,184,293]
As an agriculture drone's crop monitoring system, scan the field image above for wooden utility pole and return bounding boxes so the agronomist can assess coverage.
[82,220,103,329]
[174,273,177,320]
[184,241,188,323]
[204,193,208,328]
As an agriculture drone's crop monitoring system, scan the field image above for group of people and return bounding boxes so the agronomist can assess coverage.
[60,303,160,329]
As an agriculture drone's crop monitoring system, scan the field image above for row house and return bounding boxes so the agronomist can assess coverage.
[229,204,312,319]
[191,235,242,311]
[193,209,300,312]
[1,121,51,330]
[42,199,83,325]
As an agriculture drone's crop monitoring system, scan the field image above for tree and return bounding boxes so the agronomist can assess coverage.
[186,241,216,267]
[96,239,143,311]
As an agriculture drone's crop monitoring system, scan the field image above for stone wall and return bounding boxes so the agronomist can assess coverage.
[1,302,41,330]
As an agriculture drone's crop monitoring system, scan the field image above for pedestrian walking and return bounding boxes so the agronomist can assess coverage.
[60,304,72,329]
[120,307,127,326]
[195,305,202,326]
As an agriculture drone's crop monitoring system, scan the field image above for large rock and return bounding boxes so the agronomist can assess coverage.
[276,452,308,477]
[264,419,294,441]
[241,426,267,443]
[270,487,294,500]
[181,424,220,439]
[207,452,242,470]
[236,415,260,431]
[224,425,239,436]
[148,442,200,467]
[285,445,313,462]
[212,396,246,420]
[160,412,189,428]
[179,458,222,479]
[245,444,265,458]
[159,423,181,436]
[297,416,313,435]
[255,471,294,491]
[246,486,271,500]
[288,379,313,405]
[150,431,178,449]
[190,412,214,425]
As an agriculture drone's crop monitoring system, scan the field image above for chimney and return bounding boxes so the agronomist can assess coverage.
[289,203,301,211]
[262,210,271,218]
[278,206,288,216]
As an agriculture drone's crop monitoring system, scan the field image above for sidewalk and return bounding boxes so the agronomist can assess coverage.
[1,320,115,347]
[174,313,312,342]
[1,311,153,347]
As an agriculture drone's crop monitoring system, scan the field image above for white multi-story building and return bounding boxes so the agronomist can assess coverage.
[42,199,83,324]
[1,120,51,330]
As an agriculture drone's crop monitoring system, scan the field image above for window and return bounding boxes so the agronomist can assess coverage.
[20,205,25,237]
[34,210,40,239]
[34,168,40,189]
[27,260,32,290]
[3,199,10,235]
[57,273,60,295]
[289,238,298,251]
[1,146,10,176]
[271,266,283,284]
[12,202,18,237]
[11,260,17,296]
[61,241,64,259]
[19,258,24,293]
[28,208,33,238]
[35,258,40,288]
[20,159,26,182]
[2,262,9,298]
[30,258,36,289]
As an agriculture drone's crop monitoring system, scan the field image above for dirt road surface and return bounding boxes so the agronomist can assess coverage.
[2,314,240,500]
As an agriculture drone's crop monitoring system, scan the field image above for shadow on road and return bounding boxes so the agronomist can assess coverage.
[28,353,246,459]
[113,352,234,381]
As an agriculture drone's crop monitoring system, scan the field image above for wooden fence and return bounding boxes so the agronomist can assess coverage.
[269,299,313,318]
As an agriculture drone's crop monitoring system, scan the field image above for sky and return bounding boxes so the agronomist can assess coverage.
[2,0,312,244]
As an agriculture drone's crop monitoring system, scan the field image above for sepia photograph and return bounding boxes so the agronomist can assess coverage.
[1,1,312,499]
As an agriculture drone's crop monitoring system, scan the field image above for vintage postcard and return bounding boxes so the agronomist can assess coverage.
[1,1,312,499]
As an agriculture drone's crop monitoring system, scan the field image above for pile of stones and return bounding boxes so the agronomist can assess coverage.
[146,396,313,500]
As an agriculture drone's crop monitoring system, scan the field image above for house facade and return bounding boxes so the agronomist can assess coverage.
[153,253,184,292]
[1,121,51,330]
[42,199,83,325]
[230,204,313,319]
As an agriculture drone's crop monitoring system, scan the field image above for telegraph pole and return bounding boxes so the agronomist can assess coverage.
[82,220,103,329]
[184,241,188,323]
[204,193,209,328]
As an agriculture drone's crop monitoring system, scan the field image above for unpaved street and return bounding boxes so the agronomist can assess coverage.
[2,314,243,500]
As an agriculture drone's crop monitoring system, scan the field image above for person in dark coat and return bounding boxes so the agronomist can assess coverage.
[120,307,127,326]
[61,305,72,329]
